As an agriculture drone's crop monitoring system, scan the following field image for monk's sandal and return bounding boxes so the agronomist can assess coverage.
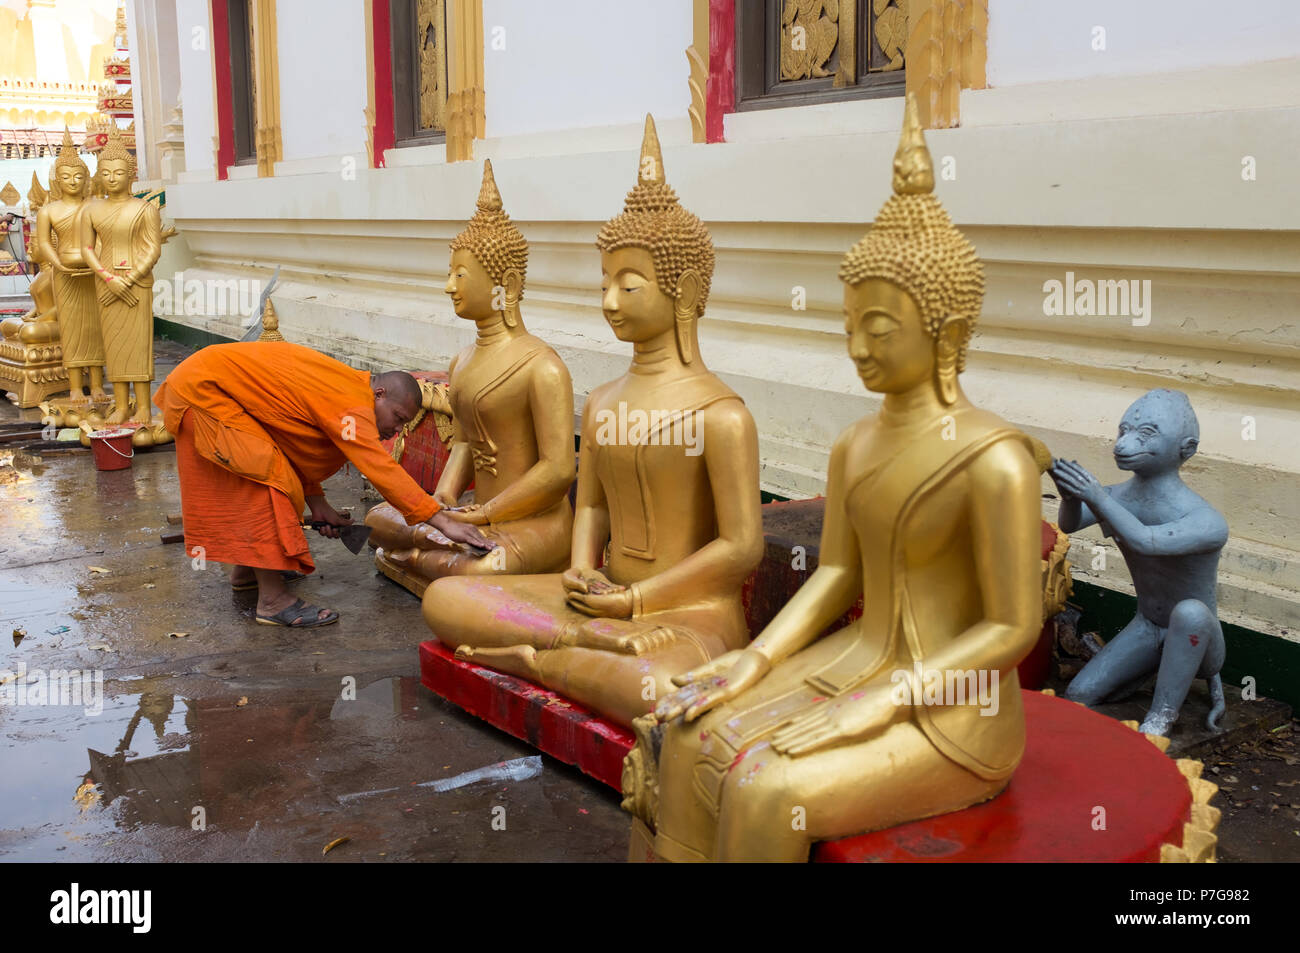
[256,598,339,628]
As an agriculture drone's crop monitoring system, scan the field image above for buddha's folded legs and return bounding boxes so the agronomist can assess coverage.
[367,501,570,577]
[654,708,1006,862]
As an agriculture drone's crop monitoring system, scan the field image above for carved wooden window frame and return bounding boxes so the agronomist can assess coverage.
[735,0,907,112]
[391,0,450,147]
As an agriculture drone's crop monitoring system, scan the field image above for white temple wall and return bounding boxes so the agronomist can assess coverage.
[275,0,369,165]
[174,0,214,177]
[987,0,1300,87]
[481,0,692,139]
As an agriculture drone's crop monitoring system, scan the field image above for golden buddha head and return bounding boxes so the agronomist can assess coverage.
[596,114,714,363]
[447,159,528,324]
[840,94,984,404]
[96,123,136,196]
[50,128,89,200]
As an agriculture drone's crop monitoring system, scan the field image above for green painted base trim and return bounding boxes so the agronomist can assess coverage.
[154,317,237,351]
[1069,579,1300,710]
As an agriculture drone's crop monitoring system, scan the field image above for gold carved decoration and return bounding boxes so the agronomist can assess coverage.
[780,0,840,81]
[905,0,987,129]
[871,0,908,72]
[418,0,448,132]
[687,0,709,142]
[446,0,485,162]
[251,0,284,177]
[0,181,19,207]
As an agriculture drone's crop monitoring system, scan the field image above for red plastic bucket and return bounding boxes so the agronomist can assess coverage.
[90,428,134,471]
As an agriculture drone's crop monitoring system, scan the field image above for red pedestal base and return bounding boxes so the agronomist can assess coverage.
[418,643,1191,862]
[419,640,634,790]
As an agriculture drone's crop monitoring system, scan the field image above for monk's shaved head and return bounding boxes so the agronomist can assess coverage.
[374,371,423,412]
[372,371,423,440]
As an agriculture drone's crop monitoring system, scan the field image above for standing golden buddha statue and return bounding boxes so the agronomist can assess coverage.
[622,95,1044,862]
[79,123,163,425]
[423,116,765,728]
[366,159,575,587]
[37,128,106,401]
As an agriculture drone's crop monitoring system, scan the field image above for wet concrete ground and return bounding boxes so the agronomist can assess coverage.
[0,341,629,862]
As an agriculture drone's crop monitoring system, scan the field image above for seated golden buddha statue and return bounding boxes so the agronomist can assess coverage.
[366,160,575,590]
[422,116,765,728]
[621,95,1044,862]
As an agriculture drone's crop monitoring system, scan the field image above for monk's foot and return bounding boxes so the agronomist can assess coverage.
[1138,707,1178,737]
[231,566,257,589]
[456,643,541,679]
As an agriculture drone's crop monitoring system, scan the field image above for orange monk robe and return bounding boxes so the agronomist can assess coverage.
[154,341,439,574]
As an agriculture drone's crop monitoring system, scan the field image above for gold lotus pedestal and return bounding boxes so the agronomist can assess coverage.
[0,337,67,408]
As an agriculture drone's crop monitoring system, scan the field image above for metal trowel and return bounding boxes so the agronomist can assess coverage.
[303,521,373,554]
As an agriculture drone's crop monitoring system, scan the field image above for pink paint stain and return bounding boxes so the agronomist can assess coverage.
[1189,634,1200,647]
[851,691,865,700]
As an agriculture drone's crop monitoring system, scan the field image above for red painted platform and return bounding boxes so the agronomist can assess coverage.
[419,640,634,789]
[419,644,1191,862]
[813,690,1191,862]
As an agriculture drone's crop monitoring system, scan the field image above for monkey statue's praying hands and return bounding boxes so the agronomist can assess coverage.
[1050,388,1228,737]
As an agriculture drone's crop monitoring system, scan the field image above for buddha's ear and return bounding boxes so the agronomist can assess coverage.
[936,315,968,354]
[674,269,702,317]
[501,268,523,305]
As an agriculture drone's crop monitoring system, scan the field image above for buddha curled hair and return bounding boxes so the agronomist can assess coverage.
[595,115,714,316]
[449,159,528,297]
[839,95,984,371]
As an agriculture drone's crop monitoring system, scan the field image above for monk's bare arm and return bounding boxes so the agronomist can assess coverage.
[749,423,863,665]
[433,353,473,507]
[323,408,437,524]
[625,400,762,615]
[925,439,1043,678]
[568,390,610,571]
[472,353,575,523]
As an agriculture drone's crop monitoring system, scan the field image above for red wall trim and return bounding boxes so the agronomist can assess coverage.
[370,0,395,167]
[707,0,735,143]
[210,0,234,180]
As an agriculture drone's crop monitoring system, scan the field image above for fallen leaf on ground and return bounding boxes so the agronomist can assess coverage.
[12,627,25,646]
[236,696,248,707]
[0,672,16,686]
[322,836,350,855]
[167,631,189,639]
[86,643,114,652]
[141,583,156,589]
[87,566,110,574]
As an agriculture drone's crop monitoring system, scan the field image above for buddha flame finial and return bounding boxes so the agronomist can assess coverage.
[476,158,503,213]
[892,93,935,196]
[54,127,85,170]
[449,159,528,292]
[637,114,666,188]
[258,297,285,342]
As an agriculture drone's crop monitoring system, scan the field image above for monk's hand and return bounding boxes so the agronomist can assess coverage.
[564,569,632,619]
[426,508,492,551]
[770,687,897,757]
[307,498,352,539]
[655,649,771,724]
[443,502,490,525]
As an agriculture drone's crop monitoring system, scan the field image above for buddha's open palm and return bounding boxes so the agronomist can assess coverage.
[769,687,897,757]
[654,649,771,724]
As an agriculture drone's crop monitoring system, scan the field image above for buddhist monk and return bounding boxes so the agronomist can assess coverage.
[155,340,491,626]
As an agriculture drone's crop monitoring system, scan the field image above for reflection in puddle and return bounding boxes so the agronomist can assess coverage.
[0,675,421,858]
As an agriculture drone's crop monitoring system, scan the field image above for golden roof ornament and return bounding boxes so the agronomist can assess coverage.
[595,113,715,315]
[0,181,19,207]
[448,159,528,294]
[258,297,285,342]
[839,92,983,370]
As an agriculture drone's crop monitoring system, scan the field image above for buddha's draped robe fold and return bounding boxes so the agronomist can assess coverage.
[155,341,439,573]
